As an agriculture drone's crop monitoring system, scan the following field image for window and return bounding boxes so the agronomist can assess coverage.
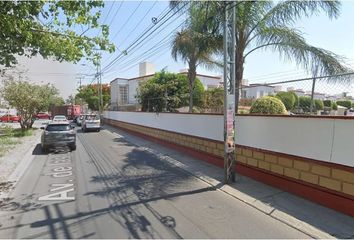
[46,124,70,131]
[119,85,128,105]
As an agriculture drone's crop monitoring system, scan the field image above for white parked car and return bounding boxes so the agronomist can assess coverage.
[52,115,67,122]
[81,114,101,132]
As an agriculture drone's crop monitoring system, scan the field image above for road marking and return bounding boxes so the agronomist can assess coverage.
[38,152,75,201]
[50,183,74,192]
[38,187,75,201]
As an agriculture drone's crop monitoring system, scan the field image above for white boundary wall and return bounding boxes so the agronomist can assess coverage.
[104,111,354,168]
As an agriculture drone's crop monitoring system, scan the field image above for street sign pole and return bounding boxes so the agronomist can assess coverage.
[223,2,236,184]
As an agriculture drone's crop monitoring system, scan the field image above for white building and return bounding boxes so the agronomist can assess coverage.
[292,89,306,97]
[243,84,275,99]
[110,62,222,109]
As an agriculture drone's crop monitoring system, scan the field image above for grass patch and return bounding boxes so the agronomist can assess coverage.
[0,127,34,157]
[0,136,20,157]
[12,128,33,138]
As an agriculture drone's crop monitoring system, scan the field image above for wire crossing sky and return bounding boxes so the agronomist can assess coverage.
[9,1,354,99]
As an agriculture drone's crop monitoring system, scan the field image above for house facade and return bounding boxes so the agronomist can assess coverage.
[110,62,222,109]
[243,84,275,99]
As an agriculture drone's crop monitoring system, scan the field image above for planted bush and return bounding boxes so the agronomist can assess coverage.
[250,96,287,114]
[275,92,295,110]
[336,100,352,109]
[288,91,299,107]
[323,100,332,108]
[332,101,338,110]
[314,99,324,111]
[298,96,312,112]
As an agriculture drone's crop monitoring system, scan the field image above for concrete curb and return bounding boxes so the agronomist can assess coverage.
[0,131,41,199]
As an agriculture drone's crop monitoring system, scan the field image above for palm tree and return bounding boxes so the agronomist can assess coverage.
[171,1,352,113]
[171,4,222,113]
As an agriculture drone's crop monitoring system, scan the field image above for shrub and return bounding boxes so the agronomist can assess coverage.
[332,101,338,110]
[314,99,324,111]
[239,98,255,107]
[323,100,332,108]
[352,102,354,108]
[250,96,287,114]
[288,91,299,107]
[299,97,324,112]
[275,92,295,110]
[336,100,352,109]
[298,96,312,112]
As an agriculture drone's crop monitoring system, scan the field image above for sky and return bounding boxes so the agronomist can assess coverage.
[8,0,354,99]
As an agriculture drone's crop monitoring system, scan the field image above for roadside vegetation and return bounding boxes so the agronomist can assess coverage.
[1,79,63,130]
[0,126,34,157]
[170,1,352,113]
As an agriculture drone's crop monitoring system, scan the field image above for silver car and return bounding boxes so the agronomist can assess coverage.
[81,114,101,132]
[41,121,76,152]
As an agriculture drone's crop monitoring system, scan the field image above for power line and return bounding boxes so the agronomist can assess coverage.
[102,1,115,25]
[110,0,143,42]
[239,72,354,90]
[119,0,158,47]
[117,19,187,72]
[119,42,171,73]
[102,2,163,65]
[107,1,124,27]
[101,3,184,73]
[101,2,189,74]
[117,13,186,69]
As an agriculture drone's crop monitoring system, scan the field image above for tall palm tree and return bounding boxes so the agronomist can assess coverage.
[171,4,222,113]
[171,1,352,112]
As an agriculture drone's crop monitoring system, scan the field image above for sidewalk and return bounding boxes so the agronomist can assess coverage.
[103,124,354,239]
[0,124,43,199]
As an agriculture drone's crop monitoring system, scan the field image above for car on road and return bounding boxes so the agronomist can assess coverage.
[40,121,76,152]
[52,115,67,122]
[81,114,101,132]
[36,112,51,120]
[76,114,86,126]
[0,114,21,122]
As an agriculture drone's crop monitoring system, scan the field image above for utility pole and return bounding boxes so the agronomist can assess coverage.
[95,51,103,115]
[223,1,236,184]
[310,66,318,114]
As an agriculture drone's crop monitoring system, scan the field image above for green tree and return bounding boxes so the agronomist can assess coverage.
[172,1,351,113]
[76,84,110,111]
[1,79,60,129]
[171,5,222,113]
[137,71,204,112]
[0,1,114,67]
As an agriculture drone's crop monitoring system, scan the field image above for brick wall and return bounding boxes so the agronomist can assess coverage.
[237,148,354,197]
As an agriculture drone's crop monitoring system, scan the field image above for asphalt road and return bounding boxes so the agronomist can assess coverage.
[0,127,311,239]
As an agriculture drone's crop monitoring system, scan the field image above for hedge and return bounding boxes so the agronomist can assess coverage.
[275,92,295,111]
[250,96,287,114]
[336,100,352,109]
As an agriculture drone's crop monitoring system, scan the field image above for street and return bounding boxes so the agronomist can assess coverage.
[0,127,311,239]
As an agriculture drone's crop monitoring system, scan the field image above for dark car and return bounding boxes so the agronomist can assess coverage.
[41,121,76,152]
